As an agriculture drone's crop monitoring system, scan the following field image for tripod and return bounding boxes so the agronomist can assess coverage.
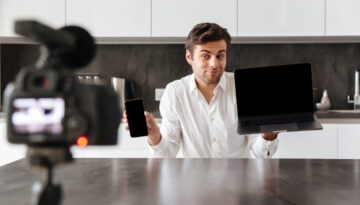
[27,146,73,205]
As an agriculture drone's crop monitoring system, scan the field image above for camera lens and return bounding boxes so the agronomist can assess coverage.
[34,76,48,88]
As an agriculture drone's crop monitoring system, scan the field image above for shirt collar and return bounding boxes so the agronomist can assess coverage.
[189,73,197,94]
[189,72,227,94]
[217,72,227,91]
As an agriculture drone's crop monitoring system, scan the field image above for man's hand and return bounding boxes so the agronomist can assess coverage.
[261,132,279,141]
[123,111,161,146]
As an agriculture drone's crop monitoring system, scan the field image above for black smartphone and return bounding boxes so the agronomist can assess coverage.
[125,99,148,137]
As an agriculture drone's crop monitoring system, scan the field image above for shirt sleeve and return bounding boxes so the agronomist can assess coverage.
[248,134,279,158]
[148,85,182,157]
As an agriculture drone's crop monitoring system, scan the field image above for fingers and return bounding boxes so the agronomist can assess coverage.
[261,132,279,141]
[262,132,278,137]
[144,111,157,129]
[144,111,161,144]
[123,111,158,132]
[123,111,129,130]
[123,111,157,131]
[262,132,279,135]
[123,111,128,123]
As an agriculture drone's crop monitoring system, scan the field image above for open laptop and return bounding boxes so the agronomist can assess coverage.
[234,63,322,135]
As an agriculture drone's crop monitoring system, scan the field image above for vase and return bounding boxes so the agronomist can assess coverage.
[316,89,331,111]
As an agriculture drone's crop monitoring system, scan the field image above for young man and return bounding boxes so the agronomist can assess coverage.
[125,23,279,158]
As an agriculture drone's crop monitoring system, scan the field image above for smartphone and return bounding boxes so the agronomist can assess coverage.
[125,99,148,137]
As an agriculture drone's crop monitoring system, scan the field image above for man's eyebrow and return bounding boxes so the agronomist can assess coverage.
[199,49,226,54]
[200,49,211,53]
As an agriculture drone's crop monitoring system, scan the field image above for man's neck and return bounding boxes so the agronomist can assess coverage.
[195,77,218,104]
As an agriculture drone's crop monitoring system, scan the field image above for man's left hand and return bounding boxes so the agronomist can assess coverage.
[261,132,279,141]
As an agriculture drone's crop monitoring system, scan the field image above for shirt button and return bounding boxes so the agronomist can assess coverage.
[210,117,214,122]
[212,138,216,142]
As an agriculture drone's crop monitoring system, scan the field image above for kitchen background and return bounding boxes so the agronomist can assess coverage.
[2,0,360,163]
[1,43,360,111]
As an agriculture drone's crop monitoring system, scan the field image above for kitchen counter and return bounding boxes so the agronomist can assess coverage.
[0,112,5,123]
[0,158,359,205]
[1,111,360,124]
[151,111,360,124]
[316,110,360,118]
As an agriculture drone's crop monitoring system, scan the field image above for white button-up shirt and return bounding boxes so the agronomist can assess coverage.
[150,72,279,158]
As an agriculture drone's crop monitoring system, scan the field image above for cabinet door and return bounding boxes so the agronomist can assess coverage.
[338,124,360,159]
[326,0,360,35]
[0,0,65,36]
[272,124,337,159]
[72,123,153,158]
[118,123,150,149]
[66,0,151,37]
[0,123,26,166]
[238,0,325,36]
[152,0,237,37]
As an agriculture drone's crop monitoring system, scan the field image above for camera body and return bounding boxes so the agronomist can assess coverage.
[5,65,120,146]
[5,66,120,146]
[4,21,121,147]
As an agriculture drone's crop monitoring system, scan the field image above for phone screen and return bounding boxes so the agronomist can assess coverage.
[125,99,148,137]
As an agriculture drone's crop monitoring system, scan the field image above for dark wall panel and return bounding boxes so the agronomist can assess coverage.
[1,43,360,111]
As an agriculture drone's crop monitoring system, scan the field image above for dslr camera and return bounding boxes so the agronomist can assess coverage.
[4,20,121,147]
[3,20,121,205]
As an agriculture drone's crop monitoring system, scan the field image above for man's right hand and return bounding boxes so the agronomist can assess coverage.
[123,111,162,146]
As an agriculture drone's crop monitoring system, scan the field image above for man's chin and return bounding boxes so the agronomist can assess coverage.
[205,76,221,84]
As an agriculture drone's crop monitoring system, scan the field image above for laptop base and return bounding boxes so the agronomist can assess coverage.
[237,115,323,135]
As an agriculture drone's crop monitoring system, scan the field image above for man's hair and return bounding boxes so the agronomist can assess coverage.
[185,23,231,54]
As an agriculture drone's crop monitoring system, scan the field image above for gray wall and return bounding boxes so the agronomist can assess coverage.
[1,43,360,111]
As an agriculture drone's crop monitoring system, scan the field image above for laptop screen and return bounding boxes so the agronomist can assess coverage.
[234,63,314,118]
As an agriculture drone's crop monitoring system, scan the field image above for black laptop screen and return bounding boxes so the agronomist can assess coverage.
[234,63,314,117]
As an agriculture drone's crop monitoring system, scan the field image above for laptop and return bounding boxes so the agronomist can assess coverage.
[234,63,323,135]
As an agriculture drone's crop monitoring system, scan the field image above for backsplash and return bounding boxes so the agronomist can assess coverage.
[1,43,360,111]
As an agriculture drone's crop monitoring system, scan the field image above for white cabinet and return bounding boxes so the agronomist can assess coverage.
[66,0,151,37]
[118,123,150,149]
[338,124,360,159]
[326,0,360,36]
[0,123,26,166]
[1,121,360,162]
[0,0,65,36]
[273,124,337,159]
[152,0,237,37]
[238,0,325,36]
[71,123,152,158]
[71,123,186,158]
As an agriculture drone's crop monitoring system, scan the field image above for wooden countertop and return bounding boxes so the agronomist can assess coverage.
[0,158,359,205]
[1,111,360,124]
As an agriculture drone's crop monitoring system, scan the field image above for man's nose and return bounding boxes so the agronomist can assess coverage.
[209,56,219,68]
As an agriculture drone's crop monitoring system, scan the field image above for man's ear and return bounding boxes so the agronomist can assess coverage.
[185,50,192,65]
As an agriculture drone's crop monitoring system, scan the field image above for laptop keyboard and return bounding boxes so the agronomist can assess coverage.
[242,115,314,126]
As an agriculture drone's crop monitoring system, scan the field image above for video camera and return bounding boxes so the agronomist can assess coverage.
[3,20,121,147]
[3,20,121,205]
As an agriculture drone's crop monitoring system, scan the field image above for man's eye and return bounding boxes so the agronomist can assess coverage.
[217,55,224,59]
[202,55,210,59]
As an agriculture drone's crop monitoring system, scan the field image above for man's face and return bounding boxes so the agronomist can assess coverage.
[186,40,227,85]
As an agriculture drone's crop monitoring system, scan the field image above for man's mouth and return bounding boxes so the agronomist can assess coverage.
[208,70,218,75]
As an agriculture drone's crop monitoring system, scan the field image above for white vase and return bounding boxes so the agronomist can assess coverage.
[316,89,331,111]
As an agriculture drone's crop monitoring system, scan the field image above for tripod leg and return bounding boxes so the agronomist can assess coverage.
[31,181,62,205]
[31,163,63,205]
[38,183,62,205]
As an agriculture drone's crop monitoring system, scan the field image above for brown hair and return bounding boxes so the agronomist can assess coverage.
[185,23,231,54]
